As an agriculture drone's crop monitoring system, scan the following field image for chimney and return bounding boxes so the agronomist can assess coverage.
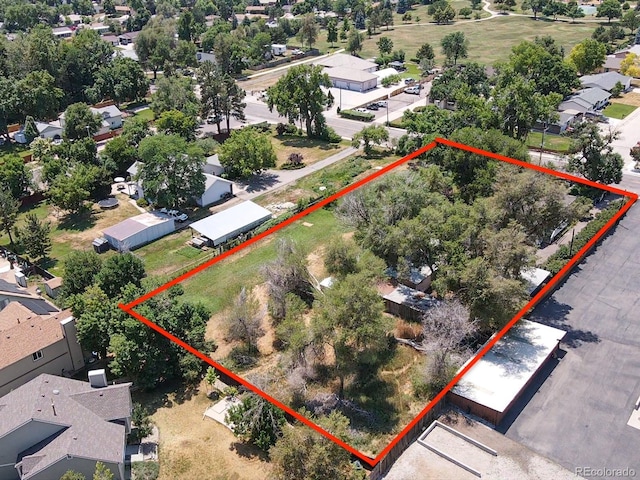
[51,398,57,416]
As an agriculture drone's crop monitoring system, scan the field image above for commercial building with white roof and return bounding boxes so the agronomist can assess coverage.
[449,319,566,425]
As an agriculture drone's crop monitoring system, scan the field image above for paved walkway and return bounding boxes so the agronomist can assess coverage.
[232,146,357,200]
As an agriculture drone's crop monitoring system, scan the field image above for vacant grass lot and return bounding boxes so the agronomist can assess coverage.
[271,134,349,168]
[527,131,573,152]
[178,208,349,314]
[359,16,597,65]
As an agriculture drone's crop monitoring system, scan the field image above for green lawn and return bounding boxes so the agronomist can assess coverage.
[271,134,349,168]
[526,131,573,153]
[133,108,155,122]
[135,229,202,278]
[0,142,32,160]
[0,198,137,275]
[178,208,348,313]
[359,16,598,66]
[603,103,638,119]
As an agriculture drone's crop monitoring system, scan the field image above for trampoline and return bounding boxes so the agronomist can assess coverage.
[98,198,119,209]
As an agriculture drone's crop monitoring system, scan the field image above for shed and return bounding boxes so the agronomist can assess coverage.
[271,44,287,56]
[196,174,233,207]
[386,264,435,292]
[190,201,272,247]
[382,284,438,322]
[44,277,63,298]
[204,154,225,176]
[520,267,551,297]
[449,319,566,426]
[102,212,175,251]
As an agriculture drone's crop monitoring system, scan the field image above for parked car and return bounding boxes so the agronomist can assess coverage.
[367,103,379,110]
[206,115,222,124]
[376,101,388,108]
[404,78,416,84]
[291,49,304,55]
[404,86,420,95]
[355,107,369,113]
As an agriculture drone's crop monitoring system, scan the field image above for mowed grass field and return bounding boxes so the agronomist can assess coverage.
[359,16,598,65]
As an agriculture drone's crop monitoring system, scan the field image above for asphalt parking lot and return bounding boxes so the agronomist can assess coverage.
[502,204,640,477]
[364,91,428,120]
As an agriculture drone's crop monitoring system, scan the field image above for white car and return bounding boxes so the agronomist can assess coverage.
[291,49,304,55]
[169,210,189,222]
[355,107,369,113]
[404,86,420,95]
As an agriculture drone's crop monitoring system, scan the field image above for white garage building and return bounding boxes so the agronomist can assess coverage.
[190,201,272,247]
[102,212,175,251]
[196,174,233,207]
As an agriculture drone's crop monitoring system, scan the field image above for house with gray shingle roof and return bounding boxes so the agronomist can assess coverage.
[0,373,131,480]
[558,87,611,114]
[579,72,632,92]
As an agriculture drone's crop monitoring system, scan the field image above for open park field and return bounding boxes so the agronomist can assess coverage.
[359,16,599,65]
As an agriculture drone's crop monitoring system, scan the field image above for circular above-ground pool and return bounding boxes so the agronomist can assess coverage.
[98,198,119,209]
[579,5,597,14]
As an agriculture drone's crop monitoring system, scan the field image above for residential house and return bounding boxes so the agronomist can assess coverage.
[52,27,73,39]
[103,34,119,47]
[0,278,59,315]
[13,120,63,144]
[0,373,132,480]
[0,303,84,397]
[534,109,582,135]
[118,31,140,45]
[66,14,83,25]
[127,160,231,207]
[245,5,268,14]
[114,5,131,13]
[579,71,632,92]
[90,23,111,35]
[59,105,123,136]
[558,87,611,114]
[380,284,439,322]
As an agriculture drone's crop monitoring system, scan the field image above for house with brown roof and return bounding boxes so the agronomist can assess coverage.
[0,304,84,398]
[0,373,132,480]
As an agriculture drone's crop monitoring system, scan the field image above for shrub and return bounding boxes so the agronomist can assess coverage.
[543,199,626,274]
[136,197,149,208]
[132,462,159,480]
[339,109,375,121]
[382,74,402,87]
[276,122,299,136]
[249,121,271,133]
[288,152,304,165]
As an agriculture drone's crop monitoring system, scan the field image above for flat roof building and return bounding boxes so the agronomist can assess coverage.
[449,319,566,426]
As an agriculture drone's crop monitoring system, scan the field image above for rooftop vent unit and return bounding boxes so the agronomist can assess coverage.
[88,369,108,388]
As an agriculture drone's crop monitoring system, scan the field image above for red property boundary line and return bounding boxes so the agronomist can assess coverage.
[119,137,638,468]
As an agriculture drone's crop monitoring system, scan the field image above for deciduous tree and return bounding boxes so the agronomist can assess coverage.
[155,110,198,141]
[596,0,622,23]
[567,121,624,185]
[226,393,286,450]
[226,287,264,352]
[568,39,607,74]
[95,253,146,297]
[441,31,468,65]
[150,76,199,118]
[137,134,205,207]
[61,250,103,298]
[62,103,102,140]
[351,125,390,155]
[267,64,332,138]
[218,127,276,178]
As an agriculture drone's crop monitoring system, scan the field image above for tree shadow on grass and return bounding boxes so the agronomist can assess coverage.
[279,136,342,151]
[131,380,200,415]
[57,210,96,232]
[229,441,270,461]
[342,373,399,434]
[237,172,280,194]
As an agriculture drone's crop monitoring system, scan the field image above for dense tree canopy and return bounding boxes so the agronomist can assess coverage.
[267,64,333,138]
[218,127,276,179]
[137,134,206,207]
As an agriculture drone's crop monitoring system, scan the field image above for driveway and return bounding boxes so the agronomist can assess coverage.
[502,204,640,477]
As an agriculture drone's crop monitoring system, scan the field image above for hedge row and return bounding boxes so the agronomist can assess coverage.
[339,109,375,121]
[543,199,627,275]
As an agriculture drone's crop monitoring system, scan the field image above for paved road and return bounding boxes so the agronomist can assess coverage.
[502,204,640,477]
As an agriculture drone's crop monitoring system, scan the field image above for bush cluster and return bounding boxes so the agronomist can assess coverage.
[543,199,626,274]
[339,110,375,121]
